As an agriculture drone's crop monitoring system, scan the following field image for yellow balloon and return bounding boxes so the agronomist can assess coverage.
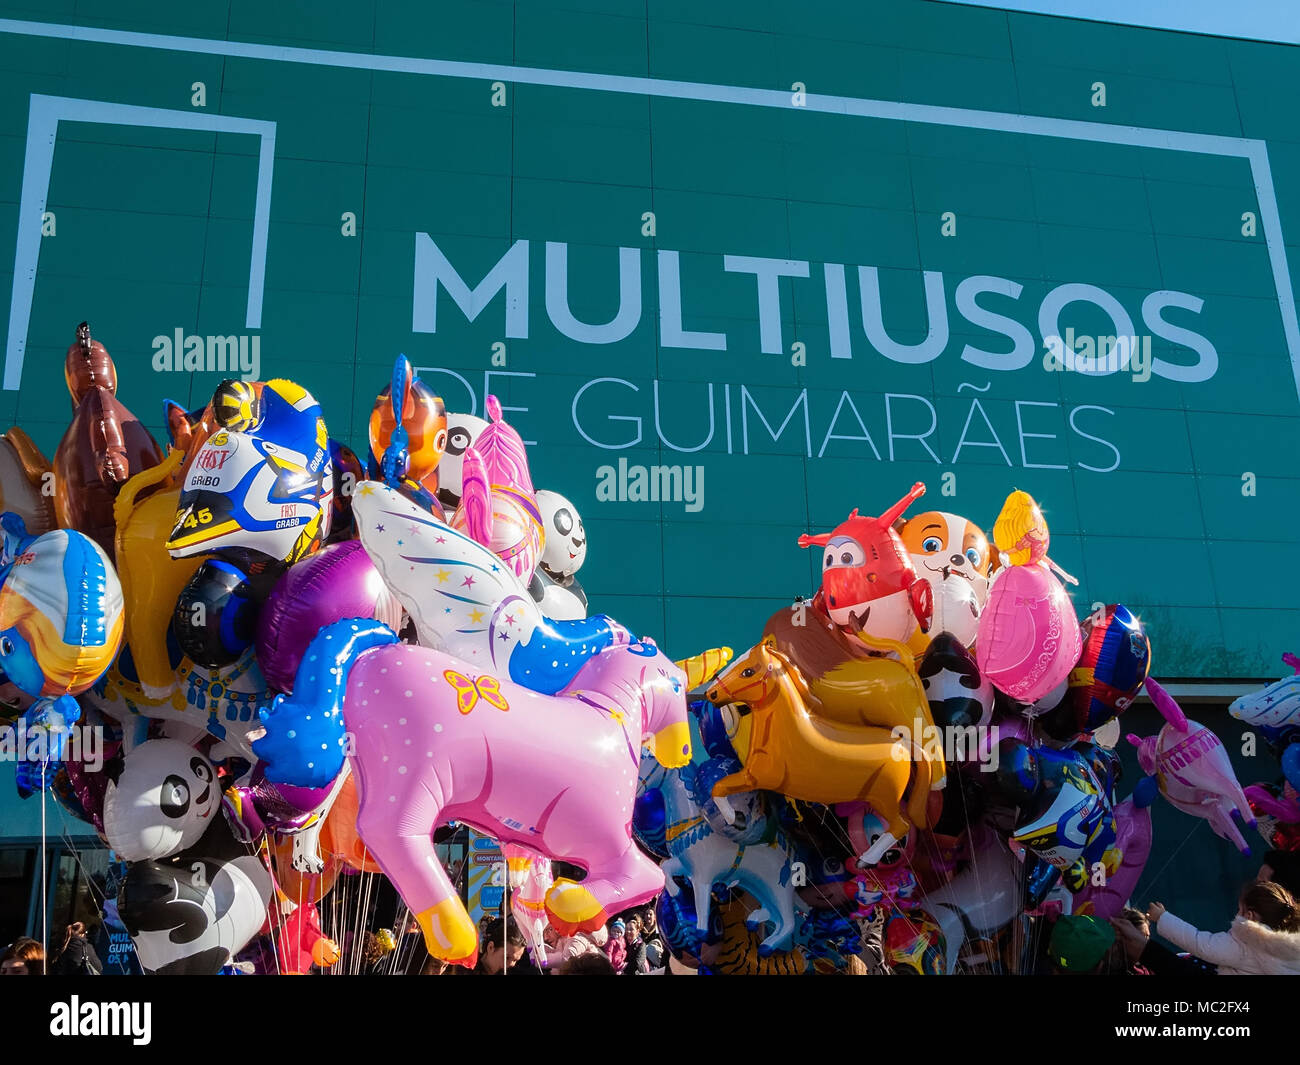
[113,451,202,697]
[992,489,1049,567]
[706,640,936,849]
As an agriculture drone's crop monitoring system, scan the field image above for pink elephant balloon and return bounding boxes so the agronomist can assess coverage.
[1070,784,1155,919]
[256,619,692,969]
[976,562,1082,703]
[1128,678,1256,854]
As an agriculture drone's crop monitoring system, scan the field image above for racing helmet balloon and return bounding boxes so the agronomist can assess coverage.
[166,380,333,565]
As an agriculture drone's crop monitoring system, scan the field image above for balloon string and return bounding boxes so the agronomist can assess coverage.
[41,753,48,960]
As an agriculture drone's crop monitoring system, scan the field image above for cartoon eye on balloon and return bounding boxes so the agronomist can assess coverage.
[822,537,865,570]
[159,776,191,819]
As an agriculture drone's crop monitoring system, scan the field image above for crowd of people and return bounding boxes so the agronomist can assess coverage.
[4,850,1298,976]
[382,904,671,976]
[0,922,102,976]
[385,847,1300,976]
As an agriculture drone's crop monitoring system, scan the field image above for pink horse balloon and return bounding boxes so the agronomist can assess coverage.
[450,396,544,582]
[254,618,692,969]
[1127,678,1256,854]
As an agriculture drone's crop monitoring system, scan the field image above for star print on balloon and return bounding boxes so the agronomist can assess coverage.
[353,483,630,695]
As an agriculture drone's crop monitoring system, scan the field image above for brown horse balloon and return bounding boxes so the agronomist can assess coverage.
[0,427,56,536]
[706,640,936,864]
[53,322,163,557]
[764,603,946,791]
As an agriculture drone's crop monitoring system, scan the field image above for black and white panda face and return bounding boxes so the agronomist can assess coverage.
[435,413,489,504]
[160,756,215,819]
[537,490,586,577]
[104,740,218,861]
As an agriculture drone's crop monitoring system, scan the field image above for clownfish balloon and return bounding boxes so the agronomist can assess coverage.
[0,516,124,697]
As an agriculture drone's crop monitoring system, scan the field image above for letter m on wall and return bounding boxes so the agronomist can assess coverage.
[4,95,276,390]
[412,234,530,339]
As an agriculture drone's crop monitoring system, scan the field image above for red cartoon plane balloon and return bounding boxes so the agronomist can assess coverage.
[799,482,933,646]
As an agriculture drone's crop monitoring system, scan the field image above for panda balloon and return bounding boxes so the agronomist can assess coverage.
[103,739,220,861]
[117,816,273,975]
[528,489,588,620]
[435,412,490,513]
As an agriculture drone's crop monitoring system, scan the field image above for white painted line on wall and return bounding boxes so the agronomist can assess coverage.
[4,93,275,390]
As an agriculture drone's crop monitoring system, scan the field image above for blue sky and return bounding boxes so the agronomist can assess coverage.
[937,0,1300,44]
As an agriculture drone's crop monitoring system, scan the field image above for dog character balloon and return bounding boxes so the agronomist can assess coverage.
[897,511,993,648]
[798,482,932,645]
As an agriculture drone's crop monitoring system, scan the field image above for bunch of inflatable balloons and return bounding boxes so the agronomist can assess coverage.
[3,322,1293,975]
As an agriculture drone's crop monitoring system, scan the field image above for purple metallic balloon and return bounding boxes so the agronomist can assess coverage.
[255,540,402,693]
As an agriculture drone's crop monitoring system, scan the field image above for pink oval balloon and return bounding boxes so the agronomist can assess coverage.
[976,563,1082,703]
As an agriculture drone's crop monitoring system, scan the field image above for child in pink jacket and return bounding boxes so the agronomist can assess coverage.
[1148,880,1300,975]
[604,919,627,972]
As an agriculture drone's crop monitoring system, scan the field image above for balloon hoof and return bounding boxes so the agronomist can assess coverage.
[543,880,608,937]
[416,899,479,968]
